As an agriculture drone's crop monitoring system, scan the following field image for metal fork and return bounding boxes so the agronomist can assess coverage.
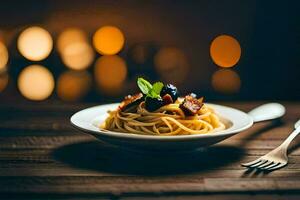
[242,119,300,171]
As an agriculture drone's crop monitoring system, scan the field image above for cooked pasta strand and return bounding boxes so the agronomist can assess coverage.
[101,102,225,136]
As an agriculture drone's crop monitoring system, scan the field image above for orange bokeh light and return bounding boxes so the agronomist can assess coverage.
[18,65,54,100]
[210,35,241,68]
[93,26,124,55]
[0,42,8,72]
[94,55,127,95]
[61,42,94,70]
[57,70,92,102]
[211,69,241,94]
[154,47,189,85]
[17,26,53,61]
[57,28,94,70]
[57,28,87,53]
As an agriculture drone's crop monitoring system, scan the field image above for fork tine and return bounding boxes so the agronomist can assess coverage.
[250,159,267,168]
[241,159,262,167]
[266,163,287,171]
[264,162,280,170]
[257,161,274,170]
[263,162,280,170]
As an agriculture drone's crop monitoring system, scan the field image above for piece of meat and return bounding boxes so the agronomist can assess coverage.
[179,95,204,116]
[119,93,144,112]
[162,94,173,105]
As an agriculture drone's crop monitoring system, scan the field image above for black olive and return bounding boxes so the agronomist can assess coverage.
[160,84,178,102]
[145,97,164,111]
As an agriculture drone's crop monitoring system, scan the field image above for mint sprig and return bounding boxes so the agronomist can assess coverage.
[152,82,164,94]
[137,78,152,94]
[137,78,164,99]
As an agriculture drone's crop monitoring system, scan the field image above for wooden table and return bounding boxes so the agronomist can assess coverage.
[0,102,299,199]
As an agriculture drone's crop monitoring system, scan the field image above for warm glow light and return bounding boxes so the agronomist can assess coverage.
[154,47,188,84]
[210,35,241,68]
[211,69,241,94]
[18,65,54,100]
[57,70,91,102]
[94,55,127,95]
[0,42,8,72]
[0,72,8,92]
[18,27,53,61]
[61,42,94,70]
[93,26,124,55]
[57,28,87,53]
[57,28,94,70]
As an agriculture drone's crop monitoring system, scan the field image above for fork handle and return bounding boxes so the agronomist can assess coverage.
[280,126,300,151]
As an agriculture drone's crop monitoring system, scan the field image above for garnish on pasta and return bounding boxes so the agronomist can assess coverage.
[101,78,225,135]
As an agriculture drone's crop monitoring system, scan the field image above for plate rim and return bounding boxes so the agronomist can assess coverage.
[70,103,254,141]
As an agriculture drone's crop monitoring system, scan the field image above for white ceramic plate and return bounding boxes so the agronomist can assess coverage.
[71,103,253,151]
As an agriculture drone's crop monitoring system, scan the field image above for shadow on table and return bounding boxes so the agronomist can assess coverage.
[52,141,244,175]
[52,119,293,176]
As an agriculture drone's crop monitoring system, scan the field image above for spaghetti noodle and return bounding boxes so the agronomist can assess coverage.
[101,99,225,136]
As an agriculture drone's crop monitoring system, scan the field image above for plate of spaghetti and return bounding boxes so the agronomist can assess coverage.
[71,78,253,151]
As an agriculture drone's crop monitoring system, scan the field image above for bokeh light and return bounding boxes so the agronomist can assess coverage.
[93,26,124,55]
[154,47,189,84]
[17,26,53,61]
[57,28,87,53]
[211,69,241,94]
[18,65,54,100]
[0,72,8,93]
[210,35,241,68]
[0,42,9,72]
[57,70,92,102]
[61,42,94,70]
[57,28,94,70]
[94,55,127,95]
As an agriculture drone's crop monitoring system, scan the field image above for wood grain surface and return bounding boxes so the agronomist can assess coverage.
[0,102,299,199]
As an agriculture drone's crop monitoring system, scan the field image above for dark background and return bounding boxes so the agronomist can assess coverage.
[0,0,299,104]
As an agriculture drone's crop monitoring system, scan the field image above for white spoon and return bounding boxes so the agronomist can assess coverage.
[248,103,286,122]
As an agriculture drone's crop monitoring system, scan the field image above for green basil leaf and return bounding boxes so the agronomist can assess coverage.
[147,90,160,99]
[152,82,164,95]
[137,78,152,94]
